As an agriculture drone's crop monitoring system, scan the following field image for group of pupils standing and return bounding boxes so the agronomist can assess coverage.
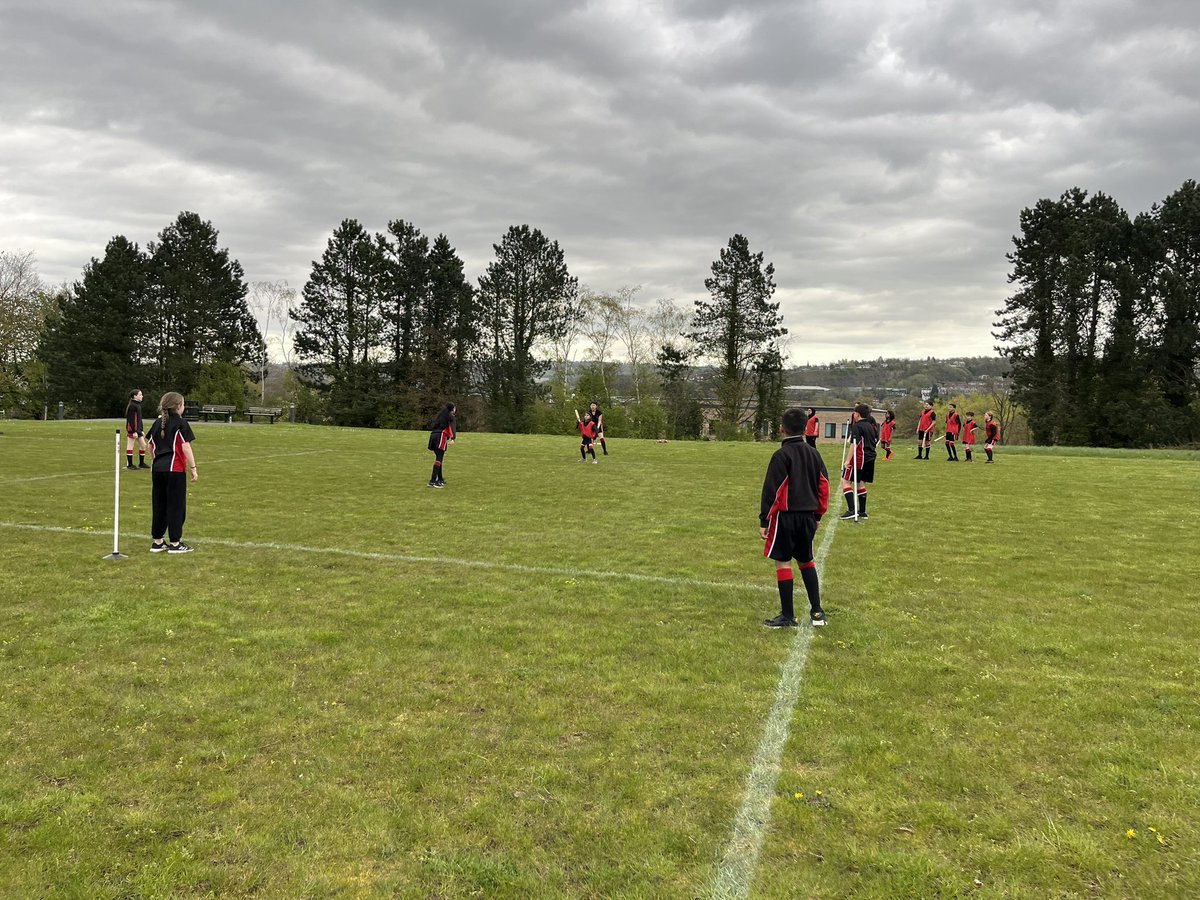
[915,402,1000,463]
[760,400,1003,630]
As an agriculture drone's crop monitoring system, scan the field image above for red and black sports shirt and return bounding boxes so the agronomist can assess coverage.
[145,413,196,473]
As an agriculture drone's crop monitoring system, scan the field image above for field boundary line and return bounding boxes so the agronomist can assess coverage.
[711,516,840,900]
[0,521,774,594]
[0,449,334,485]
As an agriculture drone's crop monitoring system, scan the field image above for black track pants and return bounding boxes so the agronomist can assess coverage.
[151,471,188,543]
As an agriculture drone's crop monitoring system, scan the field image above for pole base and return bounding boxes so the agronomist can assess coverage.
[103,552,129,560]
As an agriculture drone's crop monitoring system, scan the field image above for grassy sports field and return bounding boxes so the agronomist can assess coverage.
[0,420,1197,898]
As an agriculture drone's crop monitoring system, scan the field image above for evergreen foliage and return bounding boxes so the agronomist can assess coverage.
[291,219,384,427]
[41,236,152,416]
[996,181,1200,447]
[477,225,580,432]
[147,212,261,395]
[753,344,785,439]
[690,234,786,433]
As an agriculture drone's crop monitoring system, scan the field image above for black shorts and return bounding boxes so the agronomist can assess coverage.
[945,432,957,443]
[918,429,932,442]
[763,511,818,563]
[843,459,875,484]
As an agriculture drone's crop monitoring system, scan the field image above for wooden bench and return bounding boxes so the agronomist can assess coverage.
[245,406,284,424]
[199,404,237,422]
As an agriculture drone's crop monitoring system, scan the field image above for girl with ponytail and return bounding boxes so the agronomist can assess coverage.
[144,392,199,553]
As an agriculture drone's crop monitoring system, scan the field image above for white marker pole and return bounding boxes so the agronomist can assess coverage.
[851,432,860,523]
[103,429,128,560]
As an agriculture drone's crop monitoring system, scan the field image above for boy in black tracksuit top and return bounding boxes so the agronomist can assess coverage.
[427,402,456,488]
[760,407,831,627]
[840,404,877,520]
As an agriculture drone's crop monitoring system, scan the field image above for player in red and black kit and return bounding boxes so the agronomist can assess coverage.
[880,409,896,460]
[804,408,819,447]
[984,411,1000,463]
[427,402,456,488]
[915,401,936,459]
[840,403,877,520]
[961,412,977,462]
[760,407,830,627]
[124,389,149,470]
[944,403,961,461]
[586,402,608,456]
[575,409,597,463]
[145,391,198,553]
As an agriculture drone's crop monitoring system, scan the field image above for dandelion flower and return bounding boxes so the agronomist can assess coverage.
[1125,829,1136,839]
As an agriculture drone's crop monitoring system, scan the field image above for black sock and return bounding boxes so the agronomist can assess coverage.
[589,447,596,459]
[126,453,133,466]
[139,453,145,464]
[799,563,820,612]
[431,464,440,482]
[986,449,993,461]
[777,569,794,619]
[858,492,867,515]
[844,491,855,513]
[600,438,608,455]
[581,446,587,460]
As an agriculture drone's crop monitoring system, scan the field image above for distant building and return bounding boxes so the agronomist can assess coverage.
[698,401,885,441]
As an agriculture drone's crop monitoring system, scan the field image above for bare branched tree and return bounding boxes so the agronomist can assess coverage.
[613,285,650,402]
[580,288,622,397]
[648,297,689,358]
[547,283,592,393]
[248,279,297,401]
[0,250,46,368]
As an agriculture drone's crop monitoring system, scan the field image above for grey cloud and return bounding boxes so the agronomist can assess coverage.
[1,0,1198,362]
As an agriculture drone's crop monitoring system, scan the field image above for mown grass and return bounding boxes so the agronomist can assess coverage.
[0,422,1196,898]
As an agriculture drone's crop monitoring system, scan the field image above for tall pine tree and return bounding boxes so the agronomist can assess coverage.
[996,190,1132,444]
[41,236,151,416]
[422,233,477,411]
[292,219,384,426]
[377,219,429,422]
[476,225,579,432]
[689,234,786,436]
[1141,180,1200,441]
[147,211,261,395]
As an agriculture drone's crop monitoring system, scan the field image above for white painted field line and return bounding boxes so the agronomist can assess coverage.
[0,521,774,595]
[0,449,333,485]
[711,516,840,900]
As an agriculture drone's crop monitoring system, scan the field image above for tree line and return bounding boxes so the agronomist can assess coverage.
[996,180,1200,447]
[1,215,788,440]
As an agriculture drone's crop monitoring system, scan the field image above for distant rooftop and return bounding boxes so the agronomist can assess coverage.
[785,385,829,391]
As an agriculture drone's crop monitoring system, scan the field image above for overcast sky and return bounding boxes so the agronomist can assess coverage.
[2,0,1198,363]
